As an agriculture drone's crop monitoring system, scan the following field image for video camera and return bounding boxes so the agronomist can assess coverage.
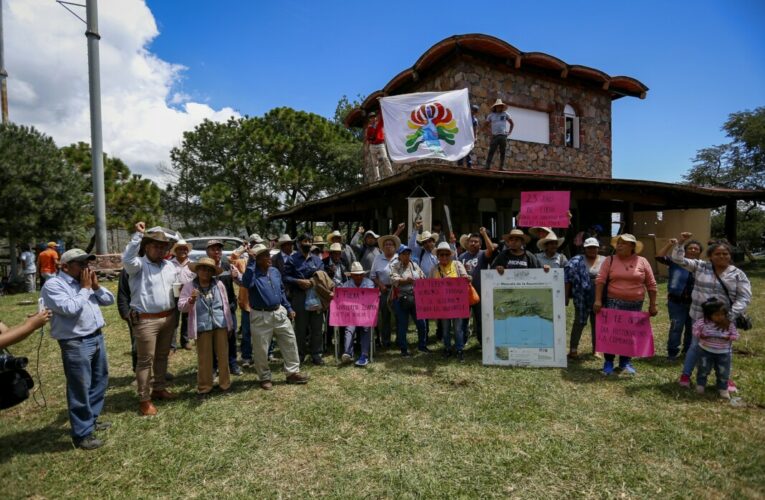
[0,351,34,410]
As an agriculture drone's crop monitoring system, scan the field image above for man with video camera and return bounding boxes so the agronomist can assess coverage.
[0,310,52,410]
[41,249,115,450]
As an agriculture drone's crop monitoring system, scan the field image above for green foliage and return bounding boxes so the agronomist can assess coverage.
[334,94,366,141]
[0,123,85,241]
[61,142,163,232]
[711,204,765,251]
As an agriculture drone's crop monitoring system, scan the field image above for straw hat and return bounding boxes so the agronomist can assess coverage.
[528,226,553,239]
[277,234,293,245]
[171,239,192,254]
[329,230,343,242]
[459,234,471,250]
[345,261,368,276]
[328,243,342,252]
[142,230,172,245]
[378,234,401,251]
[435,241,453,255]
[416,231,436,245]
[189,257,222,274]
[503,229,530,243]
[492,98,507,110]
[536,231,565,251]
[611,234,644,255]
[250,244,270,258]
[312,235,326,246]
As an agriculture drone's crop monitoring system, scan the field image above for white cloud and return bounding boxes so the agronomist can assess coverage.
[3,0,239,185]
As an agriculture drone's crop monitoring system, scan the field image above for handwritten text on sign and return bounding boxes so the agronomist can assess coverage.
[595,308,655,358]
[414,278,469,320]
[518,191,570,228]
[329,288,380,327]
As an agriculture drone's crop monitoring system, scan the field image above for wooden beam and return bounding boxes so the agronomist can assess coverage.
[560,67,568,79]
[624,201,635,234]
[602,81,610,91]
[514,55,522,69]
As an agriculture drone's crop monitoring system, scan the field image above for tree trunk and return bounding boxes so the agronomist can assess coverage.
[8,234,18,280]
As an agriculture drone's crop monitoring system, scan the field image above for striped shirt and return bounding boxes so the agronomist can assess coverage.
[692,318,738,354]
[671,244,752,321]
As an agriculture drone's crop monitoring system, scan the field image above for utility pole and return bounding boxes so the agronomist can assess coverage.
[1,0,18,280]
[86,0,108,254]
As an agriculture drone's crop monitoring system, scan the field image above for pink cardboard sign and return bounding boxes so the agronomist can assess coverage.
[329,288,380,327]
[518,191,571,228]
[414,278,470,320]
[596,308,655,358]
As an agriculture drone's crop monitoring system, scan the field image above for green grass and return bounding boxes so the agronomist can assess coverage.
[1,263,764,498]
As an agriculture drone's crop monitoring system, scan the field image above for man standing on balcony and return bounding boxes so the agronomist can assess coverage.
[364,111,394,181]
[484,99,514,170]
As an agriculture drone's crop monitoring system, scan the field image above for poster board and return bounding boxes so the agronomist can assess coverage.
[329,288,380,327]
[480,269,567,367]
[414,278,470,320]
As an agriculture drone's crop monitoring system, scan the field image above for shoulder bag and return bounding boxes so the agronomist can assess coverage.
[714,271,753,330]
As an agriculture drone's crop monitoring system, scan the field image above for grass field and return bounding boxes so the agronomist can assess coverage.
[1,263,763,498]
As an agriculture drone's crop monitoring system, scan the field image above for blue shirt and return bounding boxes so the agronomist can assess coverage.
[340,277,375,289]
[41,272,115,340]
[283,252,325,292]
[242,263,293,313]
[194,279,227,331]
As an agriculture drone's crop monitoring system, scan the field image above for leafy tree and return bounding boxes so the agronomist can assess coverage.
[61,143,163,234]
[0,124,85,273]
[684,107,765,250]
[334,94,366,141]
[166,117,280,236]
[256,107,363,207]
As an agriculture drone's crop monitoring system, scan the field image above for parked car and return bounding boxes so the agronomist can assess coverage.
[186,236,245,263]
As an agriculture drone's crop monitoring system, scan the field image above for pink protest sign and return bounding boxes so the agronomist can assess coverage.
[518,191,570,228]
[329,288,380,327]
[414,278,469,320]
[596,308,655,358]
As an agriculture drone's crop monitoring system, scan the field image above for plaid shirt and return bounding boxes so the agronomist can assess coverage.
[671,244,752,321]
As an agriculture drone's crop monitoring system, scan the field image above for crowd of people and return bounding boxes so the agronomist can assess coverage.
[1,220,752,450]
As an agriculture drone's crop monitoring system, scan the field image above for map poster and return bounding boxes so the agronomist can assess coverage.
[480,269,567,368]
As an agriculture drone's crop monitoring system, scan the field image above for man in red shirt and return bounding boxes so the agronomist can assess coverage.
[364,111,393,182]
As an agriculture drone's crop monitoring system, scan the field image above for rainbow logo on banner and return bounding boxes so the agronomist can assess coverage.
[405,102,459,154]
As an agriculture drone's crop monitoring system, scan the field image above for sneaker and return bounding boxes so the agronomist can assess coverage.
[457,351,465,363]
[267,354,275,362]
[401,351,412,358]
[622,363,636,375]
[94,420,112,431]
[341,353,352,364]
[718,389,731,400]
[417,346,431,354]
[75,434,103,450]
[679,374,691,388]
[230,364,243,376]
[602,360,614,376]
[355,355,369,367]
[696,385,706,394]
[240,358,253,368]
[727,380,738,393]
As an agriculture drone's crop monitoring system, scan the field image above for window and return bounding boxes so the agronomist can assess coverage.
[564,104,579,148]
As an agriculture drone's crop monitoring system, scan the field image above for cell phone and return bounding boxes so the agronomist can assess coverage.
[38,298,45,313]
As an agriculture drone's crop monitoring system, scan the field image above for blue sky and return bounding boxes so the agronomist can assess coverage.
[146,0,765,183]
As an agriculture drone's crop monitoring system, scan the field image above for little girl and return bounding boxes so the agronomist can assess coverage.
[693,298,738,400]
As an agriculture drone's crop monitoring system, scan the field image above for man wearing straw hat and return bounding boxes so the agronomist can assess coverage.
[484,98,514,170]
[122,221,180,416]
[328,229,357,268]
[339,262,376,367]
[535,231,569,269]
[490,229,546,273]
[271,234,295,277]
[370,234,400,348]
[241,244,308,389]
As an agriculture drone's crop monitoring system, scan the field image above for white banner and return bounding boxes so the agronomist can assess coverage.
[481,269,567,368]
[380,89,474,163]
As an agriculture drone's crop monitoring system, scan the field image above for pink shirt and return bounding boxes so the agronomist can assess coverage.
[596,254,657,302]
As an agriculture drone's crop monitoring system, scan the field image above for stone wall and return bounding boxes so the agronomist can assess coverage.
[367,53,613,179]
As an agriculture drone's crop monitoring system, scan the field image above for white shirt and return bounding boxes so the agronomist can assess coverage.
[369,253,394,286]
[122,232,178,313]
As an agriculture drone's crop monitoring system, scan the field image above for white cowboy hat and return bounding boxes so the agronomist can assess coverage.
[611,234,644,255]
[345,261,368,276]
[417,231,436,245]
[277,234,293,244]
[378,234,401,251]
[329,230,343,241]
[171,239,192,253]
[537,231,565,250]
[363,230,380,239]
[503,228,530,243]
[248,233,264,244]
[328,243,342,252]
[459,234,471,250]
[528,226,553,239]
[435,241,453,255]
[492,98,507,109]
[249,244,270,258]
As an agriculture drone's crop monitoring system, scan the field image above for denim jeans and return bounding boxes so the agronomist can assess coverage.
[441,318,465,352]
[393,298,427,351]
[58,333,109,441]
[344,326,371,358]
[666,300,692,358]
[240,310,252,361]
[696,349,731,390]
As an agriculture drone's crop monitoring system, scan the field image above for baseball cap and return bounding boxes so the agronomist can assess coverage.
[60,249,96,265]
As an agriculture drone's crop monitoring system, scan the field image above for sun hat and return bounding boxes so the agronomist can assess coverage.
[435,241,453,255]
[416,231,436,245]
[611,234,644,255]
[171,240,192,254]
[142,231,172,245]
[528,226,553,239]
[60,249,96,265]
[492,98,507,109]
[503,228,530,243]
[397,245,412,255]
[345,262,368,276]
[277,234,293,245]
[583,237,600,248]
[328,243,342,252]
[248,233,264,244]
[189,256,222,274]
[363,230,380,240]
[537,231,565,251]
[459,234,471,250]
[312,235,326,246]
[47,241,57,248]
[249,244,270,258]
[329,230,343,242]
[378,234,401,251]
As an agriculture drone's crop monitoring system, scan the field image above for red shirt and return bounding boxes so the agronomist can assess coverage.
[365,119,385,145]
